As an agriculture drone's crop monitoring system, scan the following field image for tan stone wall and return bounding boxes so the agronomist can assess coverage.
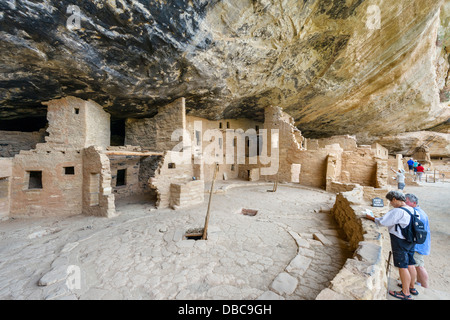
[109,155,142,199]
[305,137,389,190]
[331,188,366,251]
[3,97,112,218]
[125,97,186,152]
[149,151,195,208]
[371,143,389,160]
[0,129,46,157]
[317,187,391,300]
[340,148,377,186]
[82,146,116,217]
[43,96,110,149]
[169,180,204,209]
[186,115,263,183]
[262,106,304,183]
[375,160,389,188]
[0,158,13,217]
[84,100,111,148]
[10,144,83,217]
[326,181,359,195]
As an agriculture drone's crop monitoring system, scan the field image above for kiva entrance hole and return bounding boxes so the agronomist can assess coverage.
[184,228,204,240]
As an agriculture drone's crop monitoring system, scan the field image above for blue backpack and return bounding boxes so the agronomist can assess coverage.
[396,207,427,244]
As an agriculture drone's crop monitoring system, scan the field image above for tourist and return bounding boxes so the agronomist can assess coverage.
[407,158,414,173]
[390,167,406,191]
[416,163,425,182]
[365,190,418,300]
[413,160,419,175]
[405,193,430,288]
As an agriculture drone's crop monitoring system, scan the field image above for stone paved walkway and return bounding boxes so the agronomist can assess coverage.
[0,184,352,300]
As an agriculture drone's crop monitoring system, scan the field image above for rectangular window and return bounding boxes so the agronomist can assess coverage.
[64,166,75,175]
[168,163,176,169]
[116,169,126,186]
[28,171,43,189]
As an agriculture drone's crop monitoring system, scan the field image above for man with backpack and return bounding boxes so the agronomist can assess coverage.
[365,190,424,300]
[405,193,431,288]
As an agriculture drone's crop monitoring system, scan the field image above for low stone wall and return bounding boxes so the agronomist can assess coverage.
[170,180,205,209]
[316,186,391,300]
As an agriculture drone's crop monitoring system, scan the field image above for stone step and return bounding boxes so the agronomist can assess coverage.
[387,277,450,300]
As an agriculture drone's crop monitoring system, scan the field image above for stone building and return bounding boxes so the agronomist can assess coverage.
[0,96,391,218]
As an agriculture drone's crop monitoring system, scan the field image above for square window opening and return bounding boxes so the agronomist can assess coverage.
[28,171,43,189]
[74,108,80,114]
[168,163,176,169]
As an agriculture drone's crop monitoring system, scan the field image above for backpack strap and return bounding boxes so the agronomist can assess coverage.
[396,207,413,232]
[398,207,412,216]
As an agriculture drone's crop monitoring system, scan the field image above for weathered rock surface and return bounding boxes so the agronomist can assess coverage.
[0,0,449,139]
[375,131,450,157]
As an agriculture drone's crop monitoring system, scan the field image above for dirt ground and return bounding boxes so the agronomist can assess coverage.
[402,182,450,293]
[0,180,448,299]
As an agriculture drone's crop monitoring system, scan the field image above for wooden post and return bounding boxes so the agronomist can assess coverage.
[202,163,219,240]
[104,151,164,157]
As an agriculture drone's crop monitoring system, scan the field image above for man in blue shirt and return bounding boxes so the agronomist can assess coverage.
[406,158,414,173]
[366,191,418,299]
[405,193,431,288]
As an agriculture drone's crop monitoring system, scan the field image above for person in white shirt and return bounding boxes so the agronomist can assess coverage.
[390,167,406,190]
[365,190,418,300]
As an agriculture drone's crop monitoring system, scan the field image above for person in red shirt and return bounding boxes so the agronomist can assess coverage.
[415,163,425,182]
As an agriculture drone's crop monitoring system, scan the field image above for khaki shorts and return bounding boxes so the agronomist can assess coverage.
[414,252,426,267]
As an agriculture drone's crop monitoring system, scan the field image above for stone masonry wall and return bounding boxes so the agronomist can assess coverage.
[10,144,83,217]
[43,96,110,149]
[316,187,390,300]
[82,146,116,218]
[185,115,263,183]
[149,151,195,209]
[0,129,46,157]
[0,158,13,218]
[125,97,186,152]
[109,155,142,200]
[262,106,304,183]
[340,148,378,186]
[169,180,204,209]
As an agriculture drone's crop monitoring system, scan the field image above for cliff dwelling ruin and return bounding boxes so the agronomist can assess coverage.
[1,0,450,302]
[0,95,417,219]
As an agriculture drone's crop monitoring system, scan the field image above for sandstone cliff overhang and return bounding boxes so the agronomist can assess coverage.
[0,0,449,139]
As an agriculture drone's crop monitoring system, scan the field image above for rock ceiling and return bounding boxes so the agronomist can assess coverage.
[0,0,449,141]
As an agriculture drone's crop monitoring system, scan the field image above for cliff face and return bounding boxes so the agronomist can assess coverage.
[0,0,449,140]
